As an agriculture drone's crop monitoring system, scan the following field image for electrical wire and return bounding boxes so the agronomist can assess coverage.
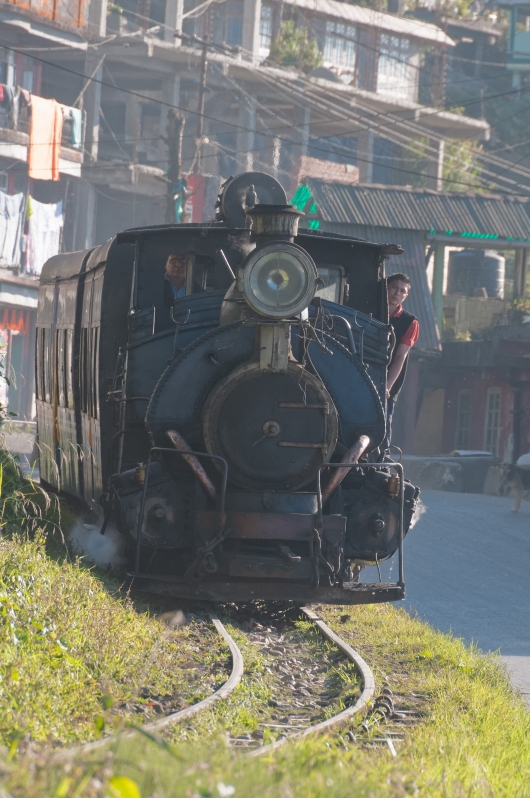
[164,30,530,190]
[88,58,530,194]
[252,68,530,192]
[249,52,530,187]
[4,31,530,194]
[212,62,486,191]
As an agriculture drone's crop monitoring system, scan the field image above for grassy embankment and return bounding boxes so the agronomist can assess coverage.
[0,449,528,797]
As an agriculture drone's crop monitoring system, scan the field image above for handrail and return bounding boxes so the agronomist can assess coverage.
[134,446,228,574]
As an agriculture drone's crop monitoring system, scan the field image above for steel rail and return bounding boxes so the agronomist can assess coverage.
[50,611,243,762]
[247,607,375,758]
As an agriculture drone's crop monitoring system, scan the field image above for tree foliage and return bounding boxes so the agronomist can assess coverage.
[269,21,323,74]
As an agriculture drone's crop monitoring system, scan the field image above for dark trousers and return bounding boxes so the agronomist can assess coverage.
[380,396,396,457]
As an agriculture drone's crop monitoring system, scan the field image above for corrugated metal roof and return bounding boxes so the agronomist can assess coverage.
[286,0,455,45]
[306,181,530,241]
[319,222,441,354]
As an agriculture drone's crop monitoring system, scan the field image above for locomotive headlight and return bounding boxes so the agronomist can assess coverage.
[241,242,317,319]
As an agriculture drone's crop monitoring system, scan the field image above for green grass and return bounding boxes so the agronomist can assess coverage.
[0,453,528,796]
[1,577,528,796]
[0,532,229,748]
[0,449,231,749]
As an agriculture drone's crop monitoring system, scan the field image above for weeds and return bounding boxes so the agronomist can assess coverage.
[0,447,60,537]
[0,447,230,751]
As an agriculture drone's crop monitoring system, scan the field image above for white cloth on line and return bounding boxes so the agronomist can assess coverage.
[25,197,64,276]
[0,191,24,267]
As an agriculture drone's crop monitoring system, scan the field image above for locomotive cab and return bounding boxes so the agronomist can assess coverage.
[36,172,419,604]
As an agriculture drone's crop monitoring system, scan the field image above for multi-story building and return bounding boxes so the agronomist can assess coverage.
[84,0,490,242]
[0,0,109,418]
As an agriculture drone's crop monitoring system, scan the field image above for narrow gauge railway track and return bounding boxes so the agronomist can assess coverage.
[51,612,243,762]
[246,607,374,757]
[52,606,376,762]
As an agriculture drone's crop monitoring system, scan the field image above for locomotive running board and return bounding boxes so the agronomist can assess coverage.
[126,574,405,605]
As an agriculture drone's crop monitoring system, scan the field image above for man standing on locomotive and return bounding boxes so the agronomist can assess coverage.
[382,273,420,457]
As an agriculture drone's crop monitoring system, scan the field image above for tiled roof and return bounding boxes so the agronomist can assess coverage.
[305,181,530,242]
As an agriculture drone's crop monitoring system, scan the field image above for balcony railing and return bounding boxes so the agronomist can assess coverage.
[3,0,90,31]
[0,97,85,153]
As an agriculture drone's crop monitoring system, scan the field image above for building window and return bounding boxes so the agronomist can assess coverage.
[140,104,161,139]
[484,388,501,456]
[19,56,36,94]
[260,5,273,54]
[225,0,244,46]
[324,21,356,70]
[373,137,394,184]
[377,34,412,99]
[455,390,471,450]
[0,48,13,86]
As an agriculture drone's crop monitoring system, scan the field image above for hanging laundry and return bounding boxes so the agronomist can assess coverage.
[28,96,63,181]
[0,86,13,113]
[0,85,4,104]
[0,191,24,267]
[25,197,63,276]
[0,85,17,132]
[19,88,31,108]
[11,87,19,130]
[69,107,83,149]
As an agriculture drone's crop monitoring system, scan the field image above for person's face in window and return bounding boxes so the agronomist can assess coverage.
[166,254,187,290]
[387,279,409,309]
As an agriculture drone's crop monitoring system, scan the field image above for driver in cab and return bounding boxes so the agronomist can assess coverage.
[164,253,203,307]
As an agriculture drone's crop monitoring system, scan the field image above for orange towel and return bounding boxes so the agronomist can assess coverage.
[28,96,63,182]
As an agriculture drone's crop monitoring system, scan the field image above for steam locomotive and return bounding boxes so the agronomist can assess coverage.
[36,172,419,603]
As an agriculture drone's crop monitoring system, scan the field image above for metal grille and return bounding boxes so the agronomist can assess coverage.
[484,388,501,456]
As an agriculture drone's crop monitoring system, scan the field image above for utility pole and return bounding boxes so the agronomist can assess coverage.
[166,108,186,223]
[195,37,209,174]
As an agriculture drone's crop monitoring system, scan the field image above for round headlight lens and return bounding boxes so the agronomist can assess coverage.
[242,243,317,318]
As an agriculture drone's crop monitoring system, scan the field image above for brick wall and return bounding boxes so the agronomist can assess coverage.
[298,156,359,185]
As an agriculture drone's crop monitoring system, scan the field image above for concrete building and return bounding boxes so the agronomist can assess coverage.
[0,0,106,418]
[78,0,490,242]
[430,324,530,463]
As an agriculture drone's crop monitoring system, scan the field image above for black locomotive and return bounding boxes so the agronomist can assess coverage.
[36,172,419,603]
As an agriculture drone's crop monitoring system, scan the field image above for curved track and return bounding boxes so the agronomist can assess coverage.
[51,605,375,761]
[51,611,244,762]
[247,607,375,757]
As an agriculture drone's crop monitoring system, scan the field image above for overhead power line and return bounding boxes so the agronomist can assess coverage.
[3,37,530,196]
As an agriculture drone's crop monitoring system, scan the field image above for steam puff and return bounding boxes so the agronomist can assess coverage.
[68,521,126,568]
[409,498,426,530]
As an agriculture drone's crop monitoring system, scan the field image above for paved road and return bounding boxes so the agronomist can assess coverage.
[362,489,530,704]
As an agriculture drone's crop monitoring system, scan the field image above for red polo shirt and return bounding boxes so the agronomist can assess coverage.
[391,304,419,347]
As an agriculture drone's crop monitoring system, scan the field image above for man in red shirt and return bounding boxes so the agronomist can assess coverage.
[382,273,420,457]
